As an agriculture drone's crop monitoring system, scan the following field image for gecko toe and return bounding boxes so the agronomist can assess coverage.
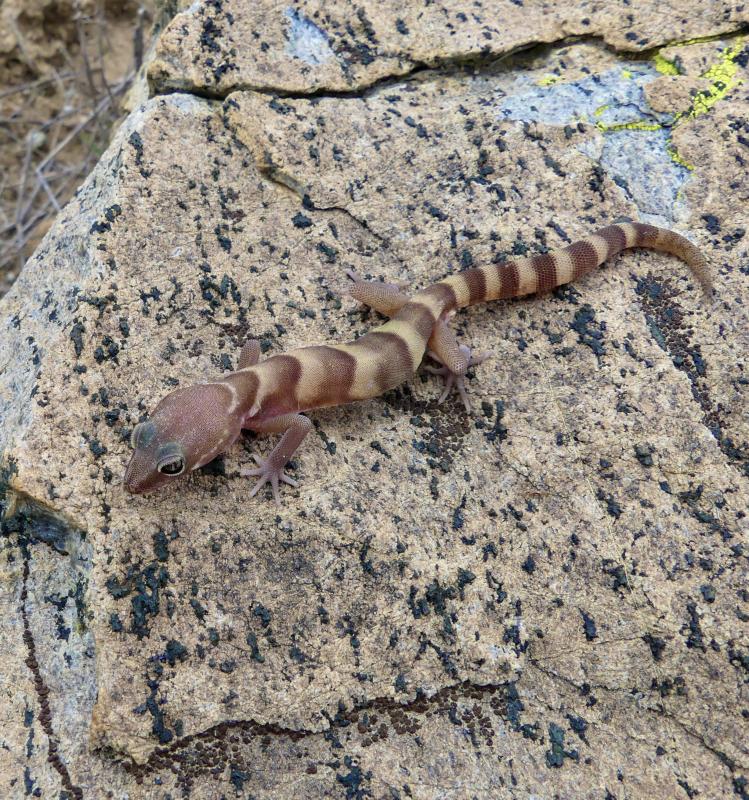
[428,345,487,410]
[241,458,297,503]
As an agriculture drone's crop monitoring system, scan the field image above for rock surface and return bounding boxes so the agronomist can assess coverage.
[149,0,749,95]
[1,1,748,798]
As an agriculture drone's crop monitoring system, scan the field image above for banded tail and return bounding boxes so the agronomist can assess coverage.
[344,222,710,399]
[432,221,711,312]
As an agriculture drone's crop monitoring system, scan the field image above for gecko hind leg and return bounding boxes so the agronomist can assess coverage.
[425,320,491,412]
[346,271,410,316]
[346,272,491,410]
[237,338,261,369]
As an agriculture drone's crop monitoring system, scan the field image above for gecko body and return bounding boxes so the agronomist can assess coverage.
[124,222,710,501]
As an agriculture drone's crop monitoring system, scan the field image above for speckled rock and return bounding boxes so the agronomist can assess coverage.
[1,5,748,799]
[149,0,749,96]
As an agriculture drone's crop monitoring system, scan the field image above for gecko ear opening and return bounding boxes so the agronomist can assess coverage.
[130,420,156,449]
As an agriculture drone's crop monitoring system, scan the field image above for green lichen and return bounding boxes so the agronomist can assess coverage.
[595,119,662,133]
[665,37,745,166]
[666,141,695,171]
[685,39,744,119]
[594,36,745,171]
[537,75,559,87]
[653,53,680,76]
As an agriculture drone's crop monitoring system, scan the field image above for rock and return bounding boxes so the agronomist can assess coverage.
[149,0,749,96]
[1,1,747,796]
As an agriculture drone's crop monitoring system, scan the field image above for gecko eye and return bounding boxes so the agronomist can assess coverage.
[156,443,186,476]
[158,457,185,476]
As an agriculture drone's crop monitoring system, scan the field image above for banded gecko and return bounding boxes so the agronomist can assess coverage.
[124,222,710,502]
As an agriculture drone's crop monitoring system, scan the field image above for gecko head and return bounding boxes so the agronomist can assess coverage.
[124,382,244,494]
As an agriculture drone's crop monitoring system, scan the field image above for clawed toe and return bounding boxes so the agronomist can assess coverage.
[468,350,492,367]
[427,346,492,412]
[241,456,298,504]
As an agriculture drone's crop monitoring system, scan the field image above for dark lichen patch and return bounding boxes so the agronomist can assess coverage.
[190,597,208,622]
[153,528,170,562]
[683,602,706,652]
[163,639,189,667]
[545,721,579,767]
[480,399,508,445]
[140,668,175,745]
[105,549,170,639]
[198,271,243,316]
[90,204,123,235]
[69,321,85,358]
[635,273,748,476]
[1,499,79,555]
[569,304,606,359]
[596,489,622,519]
[44,575,87,640]
[292,211,313,229]
[643,633,666,661]
[245,631,264,663]
[336,754,372,799]
[128,131,151,179]
[384,385,472,474]
[566,713,588,744]
[407,568,477,641]
[602,560,628,591]
[676,482,735,540]
[132,564,169,638]
[579,610,598,641]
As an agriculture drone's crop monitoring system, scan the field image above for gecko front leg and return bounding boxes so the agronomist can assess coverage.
[241,413,313,504]
[423,318,491,411]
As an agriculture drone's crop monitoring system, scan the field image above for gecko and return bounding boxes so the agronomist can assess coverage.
[124,221,711,503]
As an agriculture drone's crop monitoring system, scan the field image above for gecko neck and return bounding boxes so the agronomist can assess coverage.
[221,368,261,420]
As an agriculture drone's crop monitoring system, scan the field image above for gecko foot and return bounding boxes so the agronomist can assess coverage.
[241,454,298,505]
[425,345,492,412]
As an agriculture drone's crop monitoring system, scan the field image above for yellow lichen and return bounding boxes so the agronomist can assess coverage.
[666,141,694,171]
[653,53,680,76]
[595,36,745,168]
[686,40,744,119]
[595,120,662,133]
[537,75,559,87]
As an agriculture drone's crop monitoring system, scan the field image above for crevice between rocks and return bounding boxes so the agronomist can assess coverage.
[119,676,513,773]
[152,38,540,103]
[1,487,91,796]
[259,162,396,255]
[19,545,84,799]
[150,26,749,106]
[529,659,745,776]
